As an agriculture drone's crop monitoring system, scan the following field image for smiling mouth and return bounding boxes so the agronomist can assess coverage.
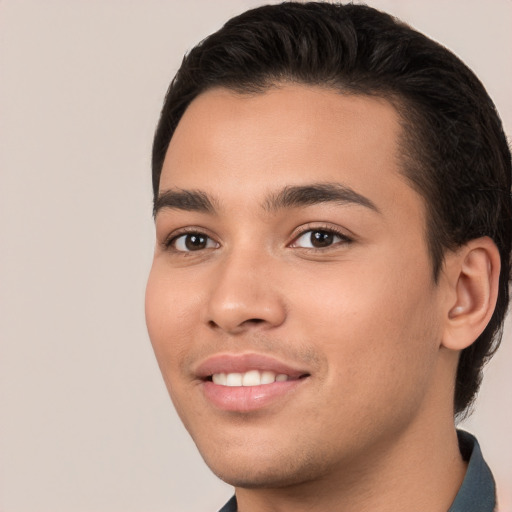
[207,370,310,387]
[199,356,311,411]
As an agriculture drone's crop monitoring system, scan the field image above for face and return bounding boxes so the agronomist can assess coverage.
[146,85,449,488]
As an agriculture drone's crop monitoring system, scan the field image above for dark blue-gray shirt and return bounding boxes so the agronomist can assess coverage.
[218,431,495,512]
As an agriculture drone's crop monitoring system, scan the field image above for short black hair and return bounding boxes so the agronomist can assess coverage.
[152,2,512,417]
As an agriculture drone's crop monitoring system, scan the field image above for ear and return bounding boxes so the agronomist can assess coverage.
[441,237,501,351]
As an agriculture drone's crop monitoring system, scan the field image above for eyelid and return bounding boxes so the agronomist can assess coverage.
[162,226,220,251]
[160,223,353,252]
[288,223,354,248]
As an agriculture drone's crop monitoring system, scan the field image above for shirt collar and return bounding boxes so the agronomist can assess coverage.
[448,430,496,512]
[218,495,237,512]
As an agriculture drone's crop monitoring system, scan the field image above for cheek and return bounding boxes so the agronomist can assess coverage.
[145,265,194,373]
[289,257,441,396]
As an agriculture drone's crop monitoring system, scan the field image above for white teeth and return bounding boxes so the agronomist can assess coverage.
[260,370,276,385]
[242,370,261,386]
[226,373,243,387]
[212,373,227,385]
[211,370,290,387]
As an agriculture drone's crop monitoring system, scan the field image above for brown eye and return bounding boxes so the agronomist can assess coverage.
[172,233,217,252]
[310,231,334,247]
[291,229,351,249]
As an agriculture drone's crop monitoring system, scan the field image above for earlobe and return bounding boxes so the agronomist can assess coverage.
[442,237,500,351]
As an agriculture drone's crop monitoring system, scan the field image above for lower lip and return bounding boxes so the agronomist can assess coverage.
[202,379,307,412]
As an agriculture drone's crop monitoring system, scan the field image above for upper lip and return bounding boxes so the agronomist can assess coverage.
[194,352,310,380]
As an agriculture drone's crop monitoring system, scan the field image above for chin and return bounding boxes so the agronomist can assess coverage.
[199,444,333,489]
[209,464,314,489]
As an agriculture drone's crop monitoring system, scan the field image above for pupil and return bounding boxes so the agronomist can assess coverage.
[311,231,333,247]
[185,234,206,250]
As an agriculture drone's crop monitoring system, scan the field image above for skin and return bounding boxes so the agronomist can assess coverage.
[145,85,498,511]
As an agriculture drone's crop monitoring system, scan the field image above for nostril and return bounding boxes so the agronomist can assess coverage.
[207,317,265,332]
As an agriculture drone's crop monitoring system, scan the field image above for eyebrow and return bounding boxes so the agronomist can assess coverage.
[263,183,379,213]
[153,189,217,217]
[154,182,379,218]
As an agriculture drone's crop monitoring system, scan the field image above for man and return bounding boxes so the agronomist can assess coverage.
[145,2,511,511]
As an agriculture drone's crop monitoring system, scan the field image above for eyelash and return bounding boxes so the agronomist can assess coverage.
[163,225,353,253]
[163,227,218,252]
[290,225,353,249]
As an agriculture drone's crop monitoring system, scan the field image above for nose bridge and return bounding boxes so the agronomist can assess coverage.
[205,242,286,333]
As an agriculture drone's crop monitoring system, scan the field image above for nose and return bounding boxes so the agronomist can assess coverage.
[204,249,287,334]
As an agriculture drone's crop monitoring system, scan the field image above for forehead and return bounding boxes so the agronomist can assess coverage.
[160,84,417,217]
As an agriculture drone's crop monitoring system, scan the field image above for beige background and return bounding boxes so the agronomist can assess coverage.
[0,1,510,511]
